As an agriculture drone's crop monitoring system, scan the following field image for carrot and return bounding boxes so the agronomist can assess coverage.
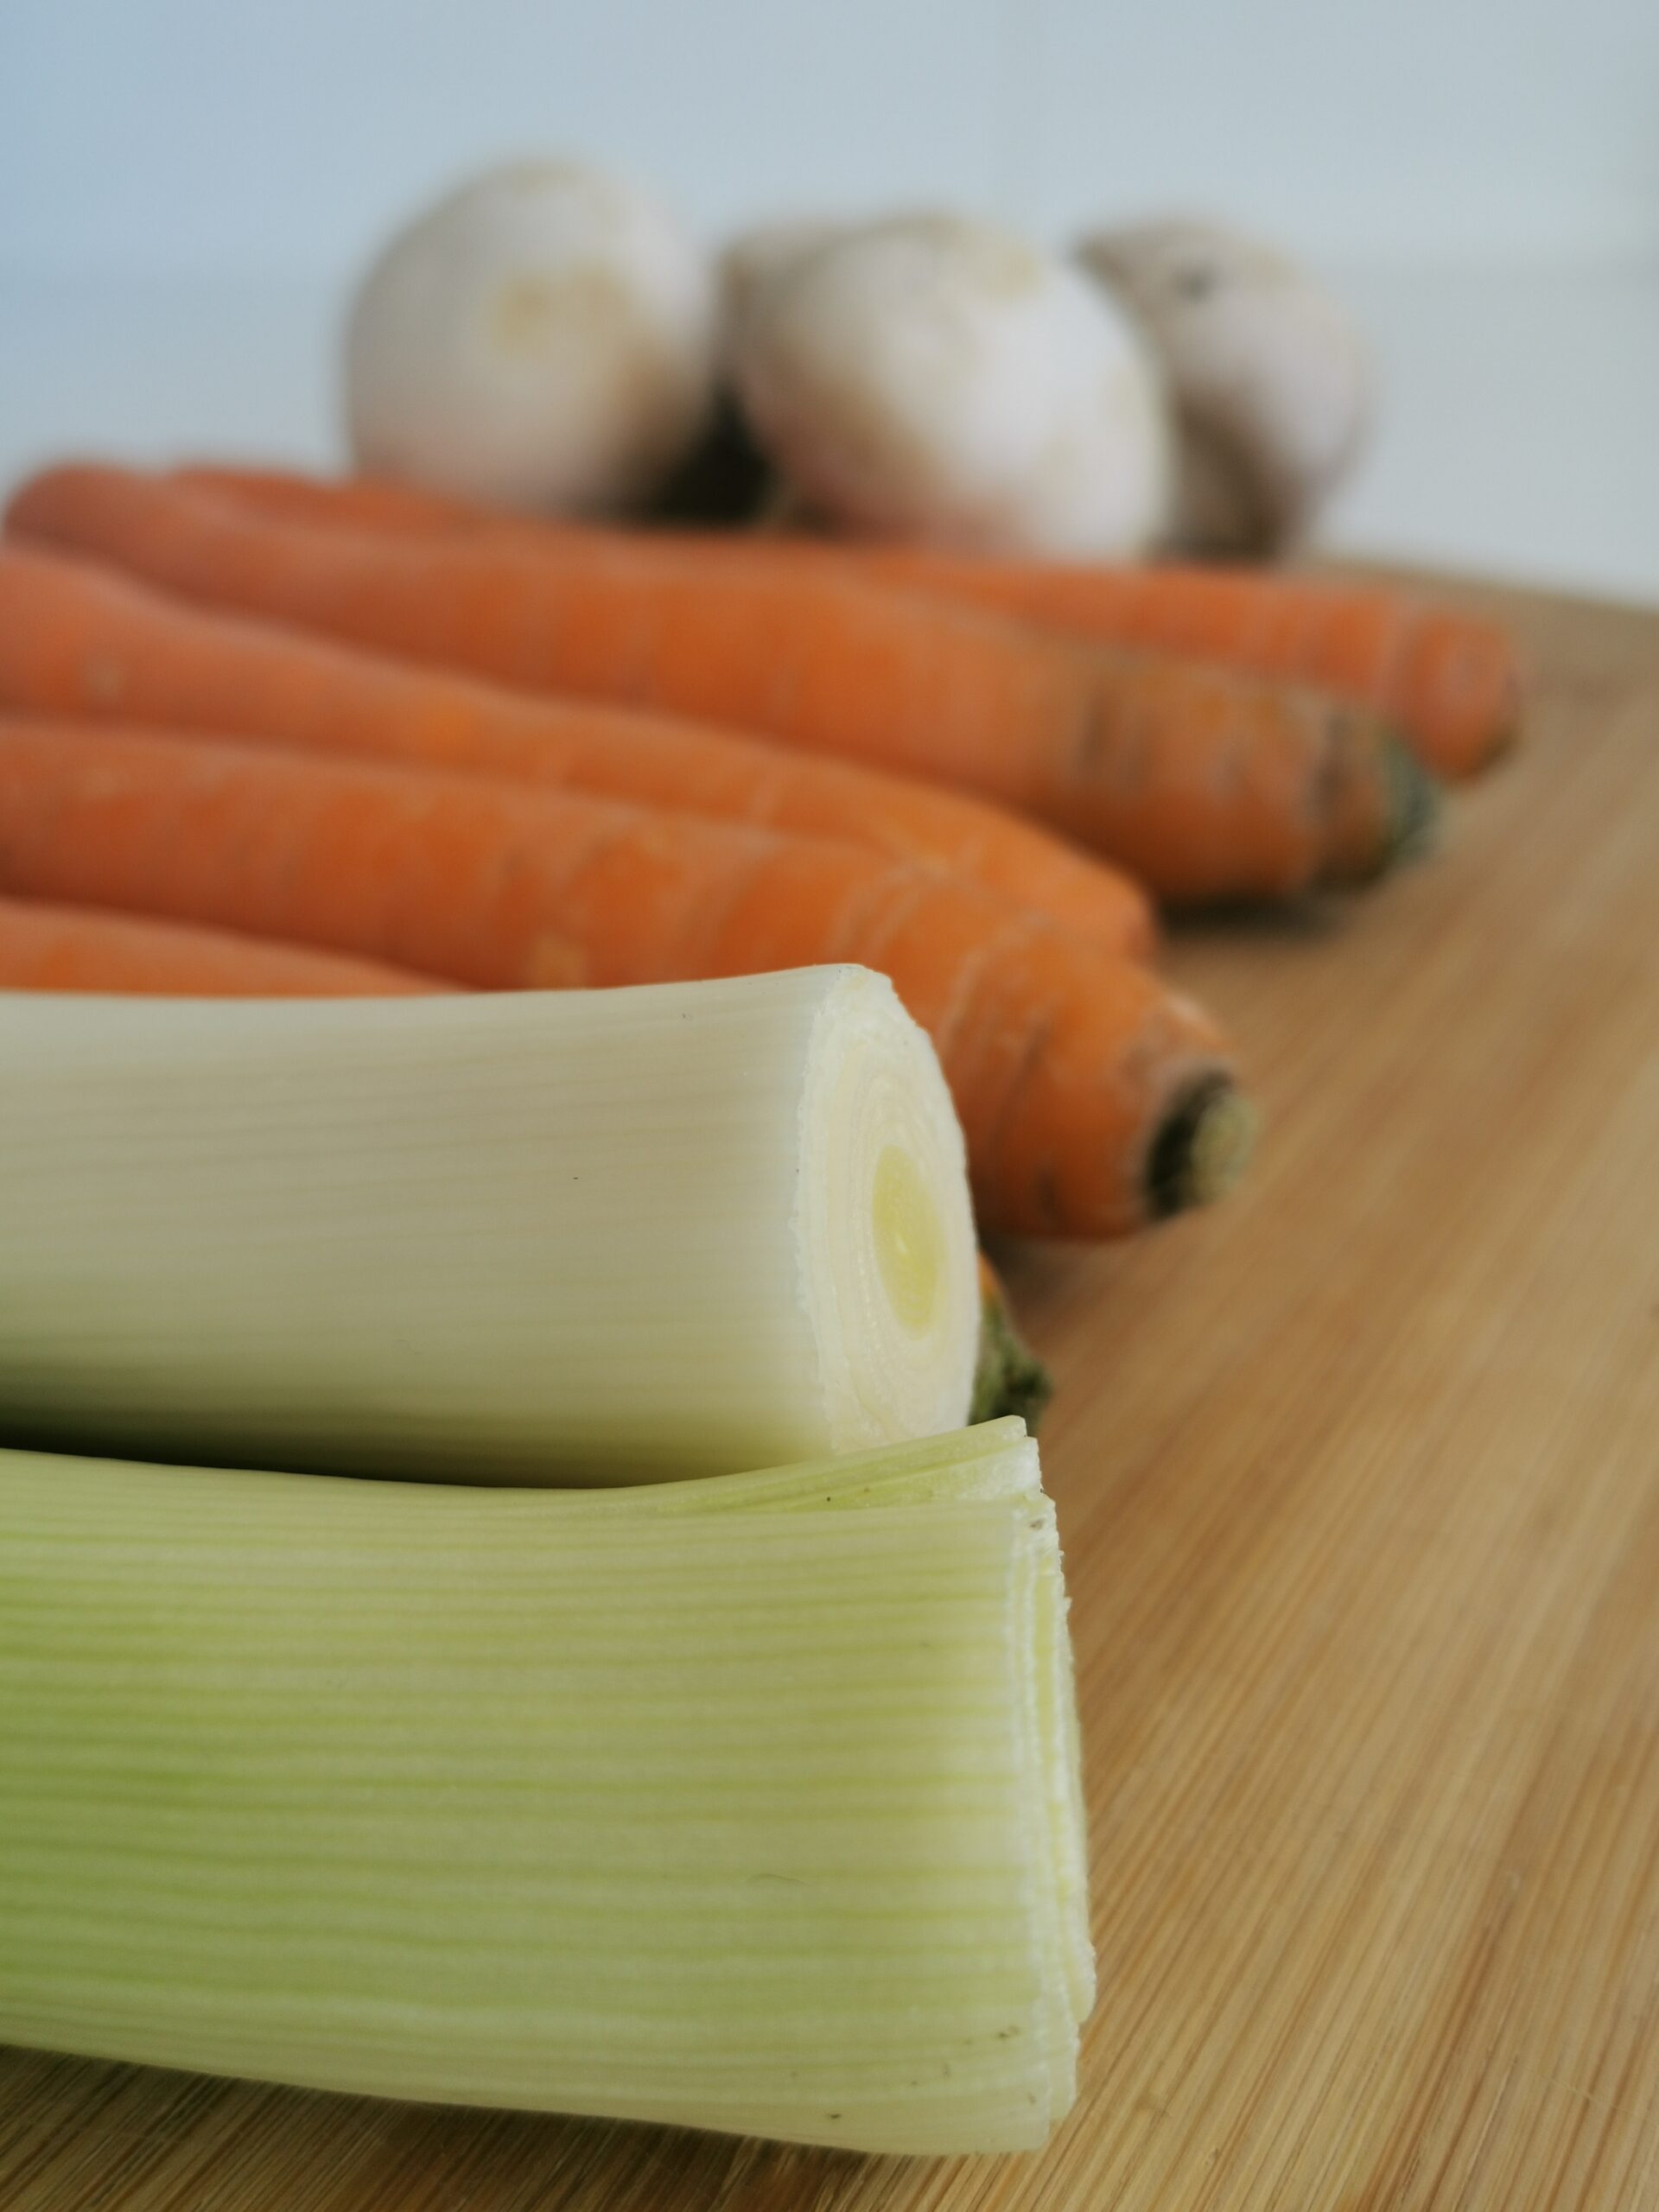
[853,547,1521,785]
[7,462,1432,906]
[0,892,444,997]
[177,462,1521,780]
[0,715,1248,1239]
[0,543,1152,959]
[970,1250,1052,1429]
[178,462,478,536]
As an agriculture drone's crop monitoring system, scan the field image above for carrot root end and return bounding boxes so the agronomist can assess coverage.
[1147,1078,1256,1219]
[1382,739,1443,870]
[1327,736,1442,888]
[970,1264,1055,1429]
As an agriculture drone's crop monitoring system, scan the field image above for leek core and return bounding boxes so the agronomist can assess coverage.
[872,1141,944,1334]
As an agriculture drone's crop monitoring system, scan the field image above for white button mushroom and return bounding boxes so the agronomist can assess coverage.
[715,216,847,361]
[731,213,1173,556]
[641,216,846,524]
[1076,218,1372,556]
[344,159,718,515]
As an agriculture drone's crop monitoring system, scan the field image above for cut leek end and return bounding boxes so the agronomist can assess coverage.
[873,1141,945,1334]
[804,970,980,1457]
[0,967,980,1486]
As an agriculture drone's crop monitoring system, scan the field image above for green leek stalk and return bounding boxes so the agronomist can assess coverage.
[0,1421,1091,2154]
[0,966,978,1482]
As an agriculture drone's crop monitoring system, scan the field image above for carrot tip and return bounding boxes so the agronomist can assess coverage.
[1481,710,1523,771]
[969,1262,1055,1429]
[1382,737,1444,871]
[1147,1078,1256,1219]
[1325,734,1442,890]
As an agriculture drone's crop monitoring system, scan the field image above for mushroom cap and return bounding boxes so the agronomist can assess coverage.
[345,158,717,513]
[716,217,848,358]
[1077,218,1371,554]
[733,212,1173,556]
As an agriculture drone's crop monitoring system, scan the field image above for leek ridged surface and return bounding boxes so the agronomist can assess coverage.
[0,1421,1090,2153]
[0,965,977,1482]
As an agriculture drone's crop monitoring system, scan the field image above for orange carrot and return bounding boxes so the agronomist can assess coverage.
[853,546,1521,785]
[8,462,1430,906]
[0,543,1152,958]
[176,462,1521,780]
[0,715,1248,1239]
[970,1250,1052,1428]
[179,462,478,536]
[0,892,444,997]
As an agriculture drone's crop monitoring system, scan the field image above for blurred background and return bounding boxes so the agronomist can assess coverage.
[3,0,1658,596]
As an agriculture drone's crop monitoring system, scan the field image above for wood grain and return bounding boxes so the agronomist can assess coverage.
[3,575,1657,2211]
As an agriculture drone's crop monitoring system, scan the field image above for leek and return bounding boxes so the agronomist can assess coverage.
[0,1421,1091,2154]
[0,965,977,1482]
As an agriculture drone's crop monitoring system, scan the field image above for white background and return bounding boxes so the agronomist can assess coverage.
[3,0,1659,596]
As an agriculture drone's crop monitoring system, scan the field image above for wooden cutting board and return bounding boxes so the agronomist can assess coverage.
[3,575,1657,2211]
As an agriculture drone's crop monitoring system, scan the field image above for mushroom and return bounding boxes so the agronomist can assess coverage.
[344,158,718,514]
[730,212,1173,556]
[645,217,849,524]
[1075,217,1371,556]
[715,217,847,358]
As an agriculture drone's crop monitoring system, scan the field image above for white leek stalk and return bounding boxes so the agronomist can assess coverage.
[0,1420,1092,2154]
[0,965,977,1481]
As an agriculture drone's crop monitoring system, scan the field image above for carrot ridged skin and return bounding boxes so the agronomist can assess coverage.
[9,462,1411,906]
[0,543,1150,960]
[175,463,1516,782]
[0,715,1242,1239]
[0,892,442,996]
[179,463,480,535]
[860,547,1519,784]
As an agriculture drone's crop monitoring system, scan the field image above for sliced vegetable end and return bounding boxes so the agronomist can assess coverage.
[1382,737,1444,869]
[1147,1077,1256,1219]
[971,1262,1055,1429]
